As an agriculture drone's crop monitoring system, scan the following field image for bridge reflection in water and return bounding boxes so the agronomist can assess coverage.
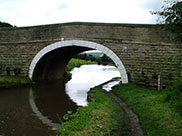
[0,64,120,136]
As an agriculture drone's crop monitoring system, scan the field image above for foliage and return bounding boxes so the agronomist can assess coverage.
[112,83,182,136]
[0,21,13,27]
[166,77,182,114]
[167,53,182,77]
[64,58,97,82]
[63,71,72,82]
[57,86,130,136]
[77,54,100,62]
[63,110,74,120]
[74,53,114,65]
[63,54,113,82]
[65,58,97,72]
[0,76,31,88]
[152,0,182,41]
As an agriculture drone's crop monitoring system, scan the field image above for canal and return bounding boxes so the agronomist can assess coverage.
[0,64,120,136]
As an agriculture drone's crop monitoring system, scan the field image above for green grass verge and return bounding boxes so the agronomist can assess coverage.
[64,58,97,81]
[0,76,31,88]
[112,83,182,136]
[57,86,130,136]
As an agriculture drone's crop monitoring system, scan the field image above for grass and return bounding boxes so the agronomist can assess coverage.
[65,58,97,71]
[57,86,130,136]
[64,58,97,81]
[112,83,182,136]
[0,76,31,88]
[165,78,182,115]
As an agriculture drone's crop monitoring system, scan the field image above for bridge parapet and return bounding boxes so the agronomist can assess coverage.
[0,22,176,44]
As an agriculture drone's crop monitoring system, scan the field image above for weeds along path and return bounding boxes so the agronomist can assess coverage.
[106,91,144,136]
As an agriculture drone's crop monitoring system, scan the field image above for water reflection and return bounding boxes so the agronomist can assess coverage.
[29,88,60,129]
[31,80,78,124]
[66,64,121,106]
[0,88,53,136]
[0,64,121,136]
[102,78,121,92]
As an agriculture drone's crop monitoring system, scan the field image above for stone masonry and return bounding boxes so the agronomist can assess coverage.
[0,22,181,88]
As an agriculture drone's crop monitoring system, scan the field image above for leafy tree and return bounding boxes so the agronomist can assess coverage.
[74,53,114,65]
[153,0,182,114]
[152,0,182,41]
[0,21,13,27]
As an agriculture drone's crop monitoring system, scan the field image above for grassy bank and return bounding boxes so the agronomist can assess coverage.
[64,58,97,81]
[57,86,130,136]
[112,83,182,136]
[0,76,31,88]
[65,58,97,71]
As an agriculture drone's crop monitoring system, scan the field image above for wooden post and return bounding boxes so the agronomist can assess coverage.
[158,74,161,91]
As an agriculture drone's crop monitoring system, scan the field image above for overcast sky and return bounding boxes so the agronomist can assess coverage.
[0,0,165,27]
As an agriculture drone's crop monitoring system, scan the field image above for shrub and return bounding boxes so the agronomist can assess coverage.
[166,77,182,114]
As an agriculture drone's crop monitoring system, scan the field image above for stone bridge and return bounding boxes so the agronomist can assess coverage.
[0,22,181,88]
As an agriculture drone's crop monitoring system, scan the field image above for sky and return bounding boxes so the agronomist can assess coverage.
[0,0,165,27]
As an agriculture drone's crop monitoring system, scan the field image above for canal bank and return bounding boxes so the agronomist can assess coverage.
[0,76,31,89]
[57,79,143,136]
[64,58,97,82]
[57,83,182,136]
[112,83,182,136]
[57,85,131,136]
[1,58,181,136]
[0,59,121,136]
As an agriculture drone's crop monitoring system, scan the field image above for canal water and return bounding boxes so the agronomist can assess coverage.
[0,64,120,136]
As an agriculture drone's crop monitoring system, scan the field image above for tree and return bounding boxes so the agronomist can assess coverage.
[0,21,13,27]
[153,1,182,113]
[152,0,182,41]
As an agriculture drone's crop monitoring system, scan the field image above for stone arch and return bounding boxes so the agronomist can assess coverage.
[29,40,128,83]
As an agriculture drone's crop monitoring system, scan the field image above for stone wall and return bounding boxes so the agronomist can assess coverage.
[103,40,181,88]
[0,22,181,88]
[0,42,47,76]
[0,22,175,43]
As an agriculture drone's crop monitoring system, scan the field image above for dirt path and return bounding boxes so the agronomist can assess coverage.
[106,91,144,136]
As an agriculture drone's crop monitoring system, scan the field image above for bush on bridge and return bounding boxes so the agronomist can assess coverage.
[152,0,182,41]
[0,21,13,27]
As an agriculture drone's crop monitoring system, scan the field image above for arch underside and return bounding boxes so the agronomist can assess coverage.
[29,40,128,83]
